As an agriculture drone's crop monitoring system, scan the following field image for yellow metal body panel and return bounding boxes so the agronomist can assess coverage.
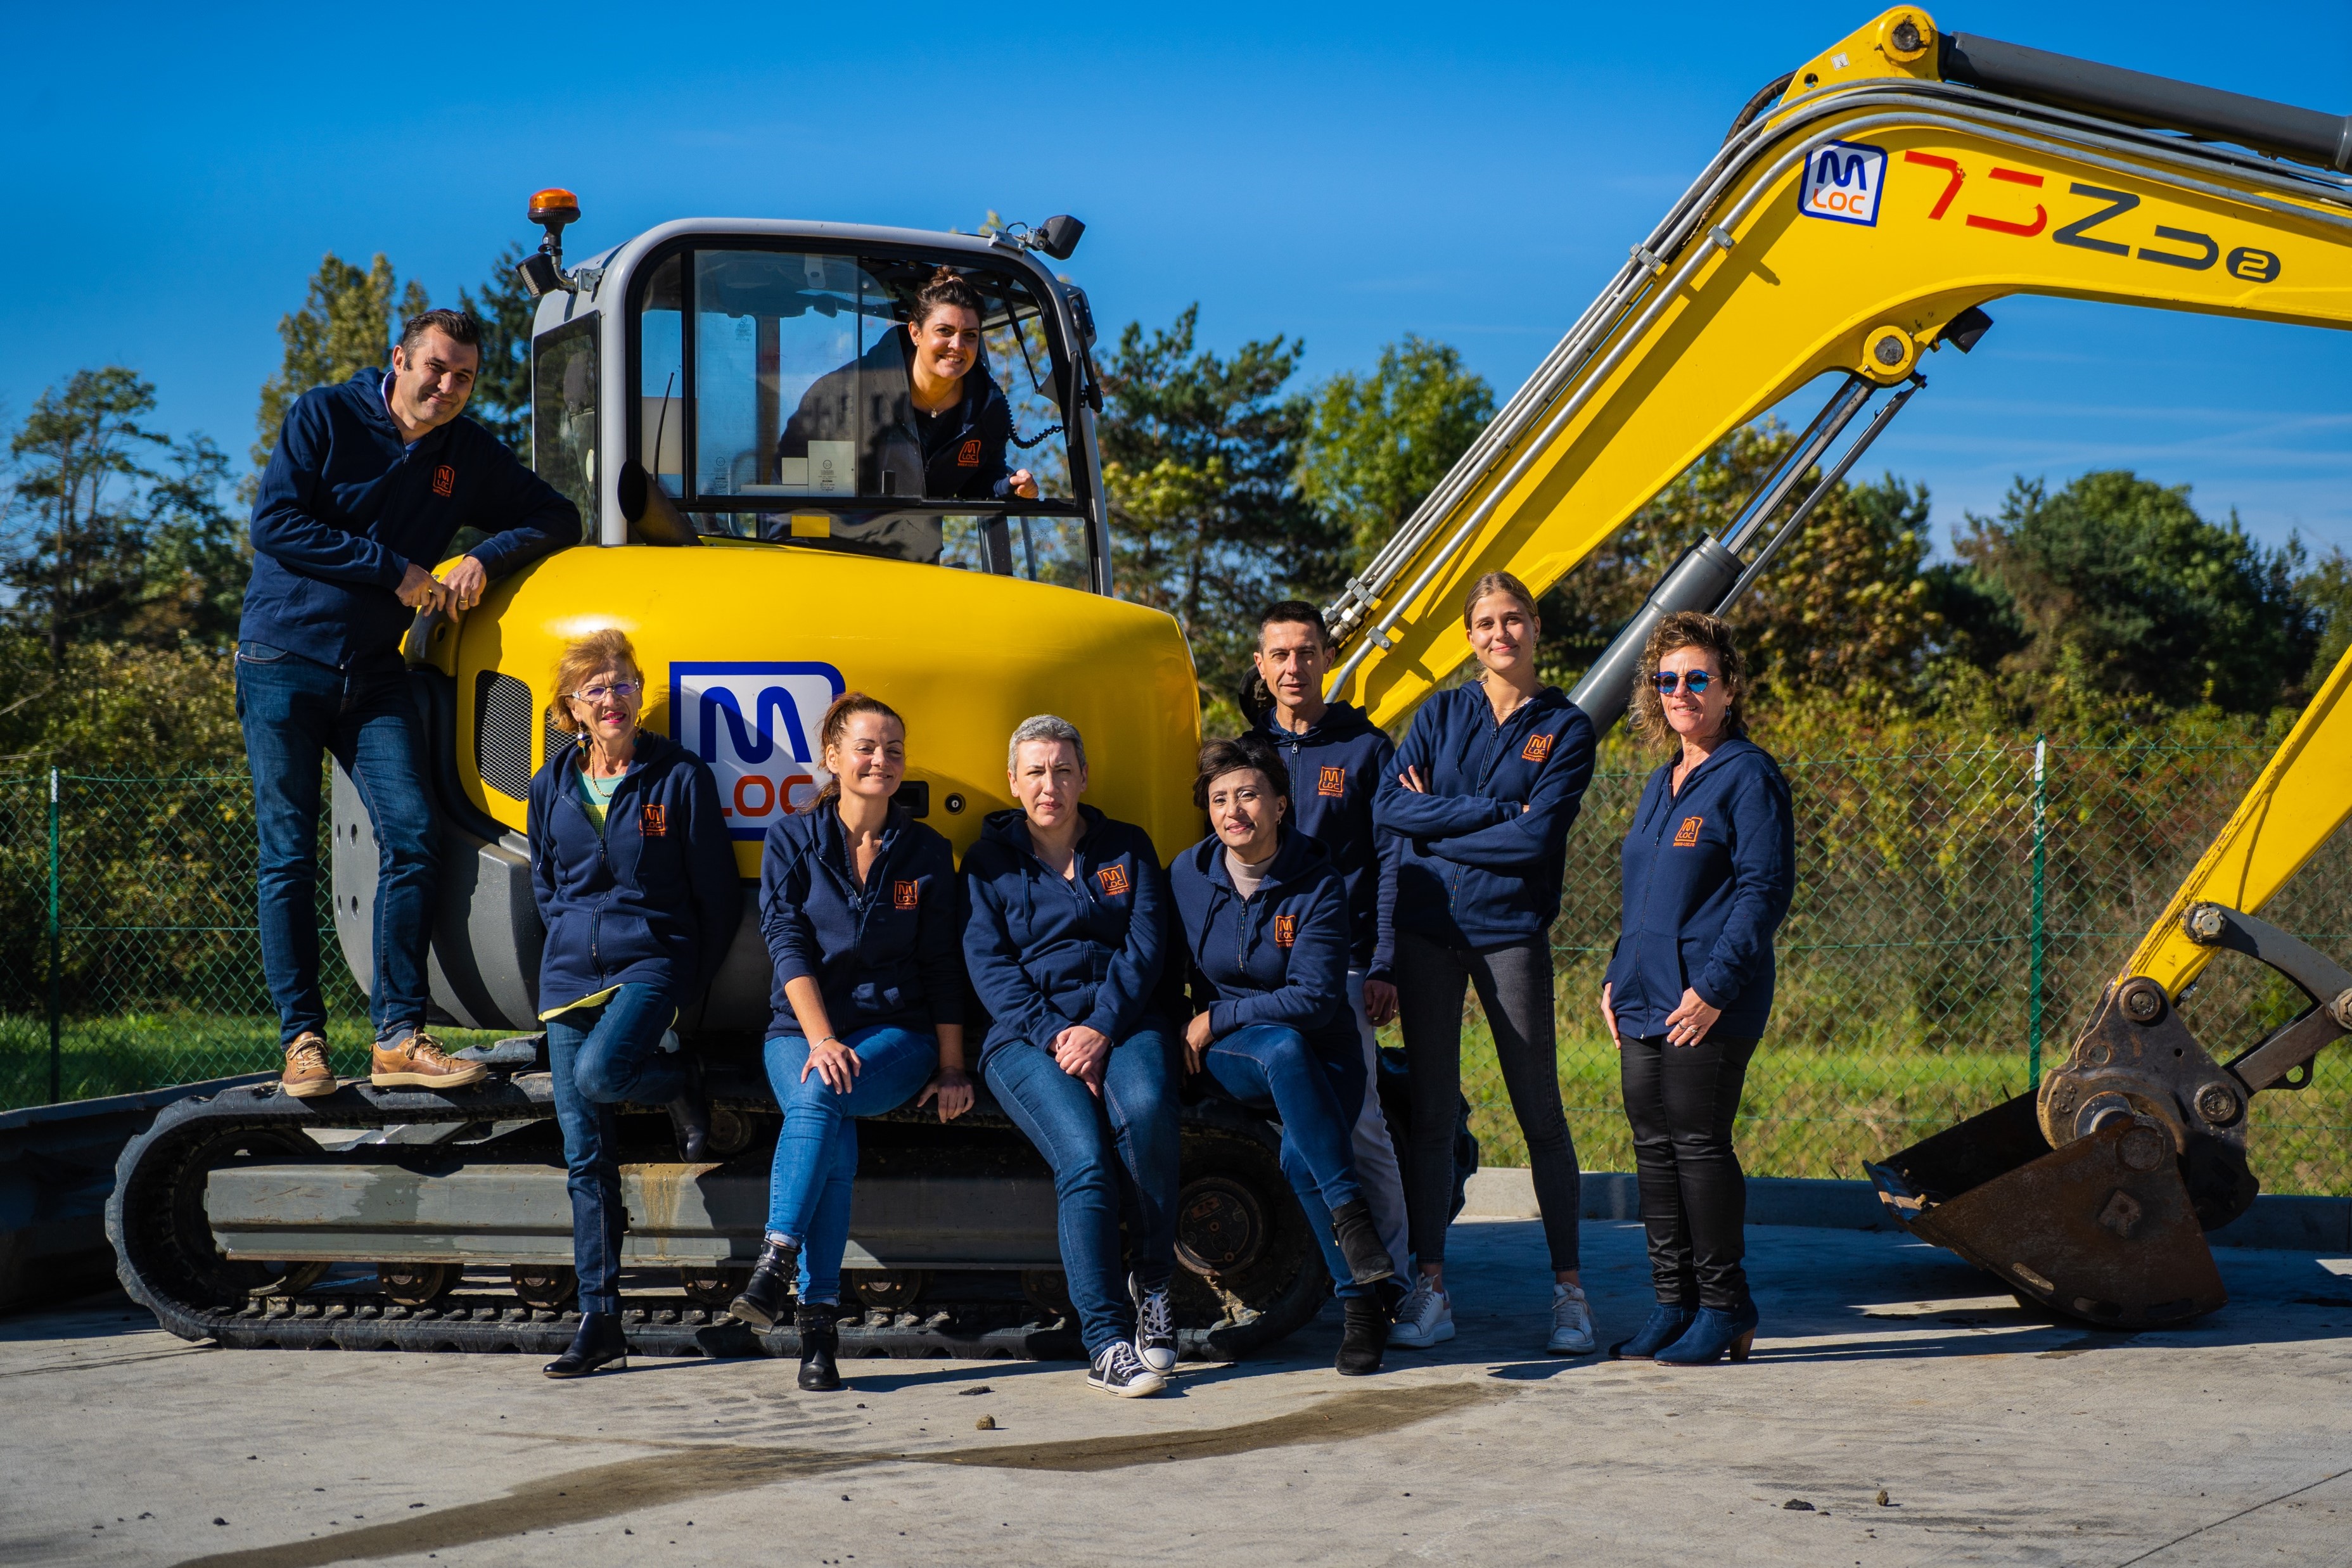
[2123,645,2352,998]
[1332,5,2352,727]
[438,541,1203,876]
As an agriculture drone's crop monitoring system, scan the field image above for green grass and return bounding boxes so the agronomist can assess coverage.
[0,1013,510,1109]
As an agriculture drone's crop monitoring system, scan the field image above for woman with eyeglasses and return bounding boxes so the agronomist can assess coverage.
[528,629,743,1378]
[1376,570,1597,1358]
[1601,611,1794,1367]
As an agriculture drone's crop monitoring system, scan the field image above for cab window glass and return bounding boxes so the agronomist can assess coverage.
[640,254,685,497]
[531,314,599,526]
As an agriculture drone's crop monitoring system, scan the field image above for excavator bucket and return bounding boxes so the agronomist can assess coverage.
[1867,1095,2226,1327]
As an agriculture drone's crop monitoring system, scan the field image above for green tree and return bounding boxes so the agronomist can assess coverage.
[131,433,246,649]
[1950,471,2317,712]
[253,252,429,471]
[1098,305,1341,710]
[6,369,167,658]
[2297,548,2352,693]
[457,242,535,461]
[1297,335,1494,566]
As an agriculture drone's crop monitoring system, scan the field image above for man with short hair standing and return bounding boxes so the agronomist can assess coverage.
[242,308,581,1097]
[1250,602,1412,1287]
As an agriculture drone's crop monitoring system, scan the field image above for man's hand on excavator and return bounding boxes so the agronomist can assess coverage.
[396,562,447,613]
[438,556,489,617]
[1663,987,1720,1048]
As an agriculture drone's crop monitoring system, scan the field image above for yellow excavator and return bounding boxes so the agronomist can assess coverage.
[1316,8,2352,1327]
[106,8,2351,1356]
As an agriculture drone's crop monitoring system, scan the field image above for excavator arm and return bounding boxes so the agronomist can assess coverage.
[1317,10,2352,1328]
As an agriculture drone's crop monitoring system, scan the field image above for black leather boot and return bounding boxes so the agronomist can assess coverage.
[1329,1198,1396,1285]
[796,1303,843,1391]
[667,1053,711,1162]
[729,1236,799,1332]
[1336,1296,1389,1377]
[542,1310,627,1378]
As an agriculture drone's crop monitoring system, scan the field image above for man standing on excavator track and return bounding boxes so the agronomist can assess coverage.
[239,307,582,1099]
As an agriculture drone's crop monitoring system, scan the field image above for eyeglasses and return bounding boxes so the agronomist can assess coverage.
[569,681,642,704]
[1651,670,1716,696]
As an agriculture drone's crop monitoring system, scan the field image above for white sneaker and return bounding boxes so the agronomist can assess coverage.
[1387,1277,1454,1349]
[1130,1273,1177,1374]
[1087,1341,1166,1398]
[1547,1282,1595,1355]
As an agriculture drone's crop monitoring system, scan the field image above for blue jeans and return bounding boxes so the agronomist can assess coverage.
[546,984,684,1315]
[235,642,435,1045]
[762,1026,940,1305]
[1202,1023,1370,1299]
[983,1020,1180,1357]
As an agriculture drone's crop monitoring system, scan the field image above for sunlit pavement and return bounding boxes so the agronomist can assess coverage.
[4,1218,2348,1567]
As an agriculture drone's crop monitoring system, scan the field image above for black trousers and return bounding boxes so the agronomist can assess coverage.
[1395,931,1581,1271]
[1619,1033,1757,1310]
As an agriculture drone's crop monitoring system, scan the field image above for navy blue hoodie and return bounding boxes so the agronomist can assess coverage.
[962,806,1166,1060]
[1169,829,1355,1064]
[778,329,1023,502]
[1606,736,1795,1041]
[1376,684,1595,950]
[245,368,580,670]
[528,733,745,1010]
[1255,702,1400,981]
[759,802,962,1038]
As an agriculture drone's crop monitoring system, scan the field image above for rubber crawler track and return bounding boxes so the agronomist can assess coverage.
[105,1066,1330,1363]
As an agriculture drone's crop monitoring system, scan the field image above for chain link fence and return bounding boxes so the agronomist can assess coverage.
[1,744,2346,1193]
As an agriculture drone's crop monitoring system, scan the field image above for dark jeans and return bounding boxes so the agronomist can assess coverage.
[762,1027,939,1305]
[544,984,684,1315]
[1620,1033,1757,1311]
[235,642,434,1045]
[983,1021,1180,1358]
[1395,930,1582,1271]
[1200,1022,1372,1299]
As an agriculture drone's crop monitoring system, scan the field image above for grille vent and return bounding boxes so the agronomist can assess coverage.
[475,672,535,800]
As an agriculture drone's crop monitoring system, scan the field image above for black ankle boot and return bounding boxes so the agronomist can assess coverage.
[1329,1198,1396,1285]
[542,1310,627,1378]
[729,1237,799,1332]
[1336,1296,1389,1376]
[667,1054,711,1162]
[796,1304,842,1391]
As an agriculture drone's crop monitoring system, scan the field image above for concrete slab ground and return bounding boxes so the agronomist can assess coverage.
[4,1218,2349,1568]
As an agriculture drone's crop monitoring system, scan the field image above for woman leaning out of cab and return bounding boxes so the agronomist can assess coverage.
[1170,735,1398,1377]
[529,628,743,1379]
[964,715,1180,1399]
[728,693,973,1391]
[1601,611,1793,1367]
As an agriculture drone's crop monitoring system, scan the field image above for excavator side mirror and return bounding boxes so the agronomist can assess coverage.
[1035,214,1086,261]
[516,251,565,300]
[1942,305,1995,353]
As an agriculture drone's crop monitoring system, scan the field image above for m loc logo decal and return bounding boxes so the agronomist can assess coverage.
[1674,816,1704,848]
[671,662,845,841]
[1799,141,1888,226]
[1096,864,1130,898]
[893,880,919,910]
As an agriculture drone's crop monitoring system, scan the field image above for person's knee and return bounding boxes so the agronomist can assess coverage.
[572,1051,630,1104]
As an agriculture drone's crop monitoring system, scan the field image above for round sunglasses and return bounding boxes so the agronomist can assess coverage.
[1651,670,1716,696]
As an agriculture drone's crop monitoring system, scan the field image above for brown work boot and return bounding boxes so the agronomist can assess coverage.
[370,1030,489,1090]
[279,1033,338,1099]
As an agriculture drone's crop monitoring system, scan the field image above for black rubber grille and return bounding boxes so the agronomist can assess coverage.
[475,671,535,800]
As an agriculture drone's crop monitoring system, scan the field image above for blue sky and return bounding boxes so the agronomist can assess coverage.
[6,2,2347,555]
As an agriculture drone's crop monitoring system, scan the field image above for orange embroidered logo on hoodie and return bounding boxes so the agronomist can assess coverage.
[1673,815,1704,847]
[1521,733,1554,763]
[639,804,668,837]
[1274,914,1297,947]
[893,879,919,910]
[431,463,456,497]
[1096,864,1130,897]
[1318,766,1346,798]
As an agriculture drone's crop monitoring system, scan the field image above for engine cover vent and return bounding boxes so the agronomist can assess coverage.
[475,671,535,800]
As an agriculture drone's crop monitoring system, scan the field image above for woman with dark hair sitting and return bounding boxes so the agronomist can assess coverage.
[776,266,1043,503]
[529,629,742,1379]
[1602,611,1793,1366]
[1170,735,1397,1376]
[728,692,973,1391]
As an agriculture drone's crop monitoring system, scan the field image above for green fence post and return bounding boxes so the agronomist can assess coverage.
[46,767,60,1104]
[2028,736,2047,1087]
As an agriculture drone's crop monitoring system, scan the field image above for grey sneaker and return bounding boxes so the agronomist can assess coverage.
[1130,1273,1177,1374]
[1547,1282,1596,1355]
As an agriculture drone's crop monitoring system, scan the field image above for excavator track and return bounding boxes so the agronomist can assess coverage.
[106,1052,1330,1363]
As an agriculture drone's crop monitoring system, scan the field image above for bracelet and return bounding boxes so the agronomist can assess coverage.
[819,1035,843,1048]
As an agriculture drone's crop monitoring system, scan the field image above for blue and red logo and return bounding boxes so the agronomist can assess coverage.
[670,661,845,840]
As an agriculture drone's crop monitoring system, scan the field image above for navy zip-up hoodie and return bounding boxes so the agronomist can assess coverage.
[1255,702,1401,981]
[1169,829,1355,1064]
[1605,736,1796,1041]
[245,367,580,670]
[777,330,1021,502]
[528,733,745,1010]
[962,806,1166,1060]
[1376,684,1596,950]
[759,802,962,1038]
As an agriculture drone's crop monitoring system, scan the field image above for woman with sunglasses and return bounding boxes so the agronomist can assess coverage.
[1601,611,1793,1367]
[1376,571,1597,1357]
[528,629,743,1378]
